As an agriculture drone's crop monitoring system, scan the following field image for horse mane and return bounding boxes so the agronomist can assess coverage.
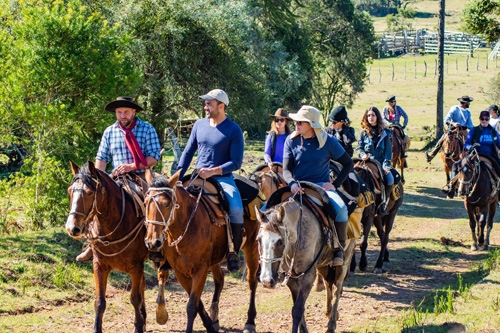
[71,162,97,191]
[149,175,170,188]
[262,207,283,234]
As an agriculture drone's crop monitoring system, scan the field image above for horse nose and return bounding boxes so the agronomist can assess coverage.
[145,238,163,251]
[261,277,276,289]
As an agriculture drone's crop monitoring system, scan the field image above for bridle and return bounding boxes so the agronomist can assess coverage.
[67,177,103,230]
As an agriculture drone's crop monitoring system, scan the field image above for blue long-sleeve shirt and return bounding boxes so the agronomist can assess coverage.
[444,105,473,129]
[464,125,500,156]
[177,117,244,178]
[356,128,392,170]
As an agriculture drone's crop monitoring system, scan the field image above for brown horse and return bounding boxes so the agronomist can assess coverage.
[351,160,404,273]
[457,148,499,250]
[256,190,355,333]
[248,163,287,201]
[143,170,260,333]
[441,127,465,184]
[390,125,409,183]
[65,161,148,333]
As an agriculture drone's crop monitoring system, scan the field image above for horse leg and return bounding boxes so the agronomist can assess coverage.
[349,251,356,273]
[484,200,497,251]
[359,208,374,272]
[288,273,315,333]
[477,210,487,249]
[208,264,224,332]
[373,215,393,273]
[467,209,479,251]
[242,240,259,333]
[155,265,169,325]
[92,263,110,333]
[129,263,146,333]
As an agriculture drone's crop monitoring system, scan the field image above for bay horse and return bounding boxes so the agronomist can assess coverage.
[456,148,499,250]
[441,126,465,184]
[257,185,355,333]
[65,161,148,333]
[351,160,404,273]
[390,125,409,183]
[143,170,260,333]
[248,163,287,201]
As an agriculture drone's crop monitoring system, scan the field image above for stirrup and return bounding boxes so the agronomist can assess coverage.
[332,250,344,266]
[227,252,240,272]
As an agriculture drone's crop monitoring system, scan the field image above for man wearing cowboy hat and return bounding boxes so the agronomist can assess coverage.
[283,105,354,266]
[177,89,245,272]
[425,95,474,163]
[76,96,162,262]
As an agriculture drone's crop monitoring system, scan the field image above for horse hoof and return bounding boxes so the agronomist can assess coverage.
[243,324,256,333]
[359,265,367,272]
[373,267,385,274]
[212,320,220,332]
[470,245,478,251]
[156,307,168,325]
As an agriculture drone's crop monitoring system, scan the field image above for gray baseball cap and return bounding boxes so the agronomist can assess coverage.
[199,89,229,106]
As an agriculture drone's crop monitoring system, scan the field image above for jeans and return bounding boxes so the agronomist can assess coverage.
[385,170,394,186]
[318,182,348,223]
[215,174,244,224]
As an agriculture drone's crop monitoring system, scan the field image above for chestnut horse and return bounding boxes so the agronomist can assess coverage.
[390,125,409,183]
[248,163,287,201]
[351,160,404,273]
[257,189,355,333]
[65,161,148,333]
[457,148,499,250]
[441,127,465,184]
[143,170,260,333]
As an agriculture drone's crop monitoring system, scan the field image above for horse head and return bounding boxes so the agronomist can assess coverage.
[65,160,104,238]
[144,169,180,252]
[457,147,480,197]
[443,129,463,160]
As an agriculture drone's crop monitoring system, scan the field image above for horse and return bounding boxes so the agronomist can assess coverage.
[351,160,404,273]
[64,161,148,333]
[390,124,409,183]
[441,126,465,184]
[456,147,499,251]
[256,187,355,333]
[248,163,287,201]
[143,170,260,333]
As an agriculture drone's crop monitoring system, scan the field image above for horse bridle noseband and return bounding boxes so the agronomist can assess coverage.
[68,178,103,227]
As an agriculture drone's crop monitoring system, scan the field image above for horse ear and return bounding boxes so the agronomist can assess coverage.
[145,168,154,184]
[87,160,97,177]
[169,169,182,187]
[69,160,80,175]
[255,206,264,223]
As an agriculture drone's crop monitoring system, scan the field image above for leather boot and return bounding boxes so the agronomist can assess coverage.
[425,140,443,162]
[76,246,93,262]
[332,222,348,266]
[378,184,392,216]
[227,223,243,272]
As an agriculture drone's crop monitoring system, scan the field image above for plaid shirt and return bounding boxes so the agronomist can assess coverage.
[383,105,408,127]
[96,117,161,172]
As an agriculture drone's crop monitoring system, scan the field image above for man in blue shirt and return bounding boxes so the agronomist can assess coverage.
[426,95,474,162]
[76,97,162,262]
[177,89,245,272]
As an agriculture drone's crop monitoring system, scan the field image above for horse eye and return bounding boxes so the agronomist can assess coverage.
[277,239,284,247]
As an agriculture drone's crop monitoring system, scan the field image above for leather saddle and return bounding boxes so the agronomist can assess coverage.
[114,173,148,217]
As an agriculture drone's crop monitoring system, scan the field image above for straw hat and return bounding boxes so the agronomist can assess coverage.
[289,105,328,148]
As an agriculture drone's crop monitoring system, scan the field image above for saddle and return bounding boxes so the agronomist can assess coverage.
[477,154,500,193]
[114,173,148,217]
[353,159,383,193]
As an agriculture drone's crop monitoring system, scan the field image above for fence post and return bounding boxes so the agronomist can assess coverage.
[392,63,395,81]
[476,56,479,71]
[466,55,469,71]
[470,40,473,57]
[424,60,427,77]
[486,54,488,70]
[435,58,437,77]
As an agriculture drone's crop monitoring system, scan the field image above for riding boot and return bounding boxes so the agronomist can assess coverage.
[332,222,348,266]
[441,182,457,199]
[425,138,443,162]
[76,246,93,262]
[378,184,391,216]
[227,223,243,272]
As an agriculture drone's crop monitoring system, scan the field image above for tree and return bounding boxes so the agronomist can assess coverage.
[463,0,500,44]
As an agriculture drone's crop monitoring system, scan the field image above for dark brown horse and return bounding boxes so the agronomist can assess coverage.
[256,190,355,333]
[390,125,409,183]
[457,148,499,250]
[441,127,465,184]
[65,161,148,333]
[248,163,287,201]
[351,160,404,273]
[143,170,260,333]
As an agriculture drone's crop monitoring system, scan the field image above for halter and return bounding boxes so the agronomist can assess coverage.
[67,178,102,226]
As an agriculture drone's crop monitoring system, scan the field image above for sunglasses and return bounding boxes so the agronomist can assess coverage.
[295,121,304,125]
[275,118,286,123]
[480,117,490,121]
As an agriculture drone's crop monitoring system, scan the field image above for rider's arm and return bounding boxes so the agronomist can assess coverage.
[398,106,409,128]
[464,128,474,150]
[355,131,368,159]
[331,152,353,189]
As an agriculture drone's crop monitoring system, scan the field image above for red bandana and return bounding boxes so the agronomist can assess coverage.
[118,117,147,170]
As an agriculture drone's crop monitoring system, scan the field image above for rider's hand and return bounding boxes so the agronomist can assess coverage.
[198,167,220,179]
[322,182,336,191]
[113,163,135,176]
[291,183,303,194]
[268,162,274,170]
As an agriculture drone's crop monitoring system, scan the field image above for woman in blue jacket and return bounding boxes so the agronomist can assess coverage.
[356,106,394,215]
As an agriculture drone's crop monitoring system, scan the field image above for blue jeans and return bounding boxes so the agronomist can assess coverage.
[385,170,394,186]
[214,174,244,224]
[318,182,348,223]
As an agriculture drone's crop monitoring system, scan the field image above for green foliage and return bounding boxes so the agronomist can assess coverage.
[386,8,416,31]
[485,73,500,106]
[463,0,500,44]
[52,263,86,290]
[354,0,403,16]
[433,287,455,314]
[399,300,428,329]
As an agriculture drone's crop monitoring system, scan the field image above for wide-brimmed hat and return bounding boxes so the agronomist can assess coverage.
[386,95,396,102]
[199,89,229,106]
[269,108,291,120]
[104,97,143,112]
[328,106,349,123]
[289,105,328,149]
[458,95,474,103]
[479,110,490,119]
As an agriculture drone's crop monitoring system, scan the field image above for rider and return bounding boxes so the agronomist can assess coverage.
[283,105,353,266]
[382,95,409,157]
[442,110,500,198]
[77,96,162,262]
[325,105,356,157]
[177,89,245,272]
[425,95,474,163]
[264,108,292,169]
[489,104,500,133]
[356,106,395,216]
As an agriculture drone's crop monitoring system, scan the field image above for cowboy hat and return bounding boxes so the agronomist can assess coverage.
[199,89,229,106]
[385,95,396,102]
[104,97,143,112]
[269,108,291,120]
[289,105,328,149]
[457,95,474,103]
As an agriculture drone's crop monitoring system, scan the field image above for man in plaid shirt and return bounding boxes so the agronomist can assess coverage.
[76,97,161,262]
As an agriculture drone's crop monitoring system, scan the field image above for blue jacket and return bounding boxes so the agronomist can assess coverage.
[356,128,392,170]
